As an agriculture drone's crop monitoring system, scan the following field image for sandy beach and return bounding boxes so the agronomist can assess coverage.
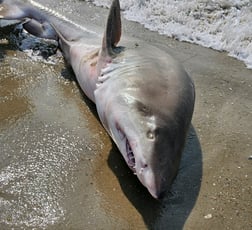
[0,1,251,229]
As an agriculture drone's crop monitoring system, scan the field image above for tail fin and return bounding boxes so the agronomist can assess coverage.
[0,0,58,40]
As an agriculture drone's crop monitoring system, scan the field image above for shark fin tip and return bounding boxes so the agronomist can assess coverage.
[102,0,122,56]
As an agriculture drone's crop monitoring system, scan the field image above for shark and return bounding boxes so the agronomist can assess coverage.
[0,0,195,199]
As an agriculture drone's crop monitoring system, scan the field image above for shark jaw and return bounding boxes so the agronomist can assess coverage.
[115,123,166,199]
[116,123,137,172]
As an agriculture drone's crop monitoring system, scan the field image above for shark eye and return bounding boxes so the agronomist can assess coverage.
[136,101,151,116]
[141,105,148,113]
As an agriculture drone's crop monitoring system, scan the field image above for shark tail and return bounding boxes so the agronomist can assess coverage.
[0,0,58,40]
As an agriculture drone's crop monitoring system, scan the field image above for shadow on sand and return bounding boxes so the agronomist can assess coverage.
[107,126,202,230]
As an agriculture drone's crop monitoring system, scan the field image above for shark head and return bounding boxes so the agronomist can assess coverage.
[95,71,190,199]
[107,98,180,198]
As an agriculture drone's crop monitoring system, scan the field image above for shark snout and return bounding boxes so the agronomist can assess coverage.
[155,189,166,200]
[137,165,167,199]
[147,181,167,200]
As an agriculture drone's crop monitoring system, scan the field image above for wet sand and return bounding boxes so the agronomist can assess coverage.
[0,1,251,229]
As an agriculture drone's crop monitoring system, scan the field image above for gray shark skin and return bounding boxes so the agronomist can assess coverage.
[0,0,195,199]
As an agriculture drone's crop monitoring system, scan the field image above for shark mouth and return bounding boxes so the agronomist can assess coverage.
[126,139,136,170]
[117,124,136,171]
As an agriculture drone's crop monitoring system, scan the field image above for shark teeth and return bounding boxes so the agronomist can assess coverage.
[116,125,136,171]
[126,139,135,169]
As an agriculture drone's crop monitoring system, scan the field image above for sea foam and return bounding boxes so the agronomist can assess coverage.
[90,0,252,69]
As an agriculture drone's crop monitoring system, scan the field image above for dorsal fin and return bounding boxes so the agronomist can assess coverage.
[102,0,122,56]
